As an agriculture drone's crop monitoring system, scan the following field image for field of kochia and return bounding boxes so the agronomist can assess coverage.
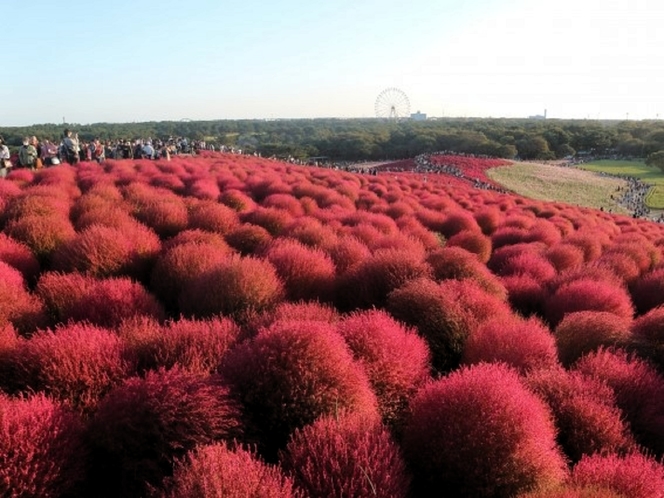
[1,152,663,497]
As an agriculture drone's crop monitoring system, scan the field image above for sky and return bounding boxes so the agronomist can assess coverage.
[3,0,664,126]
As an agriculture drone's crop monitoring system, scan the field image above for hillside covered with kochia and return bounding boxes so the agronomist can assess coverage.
[0,153,663,497]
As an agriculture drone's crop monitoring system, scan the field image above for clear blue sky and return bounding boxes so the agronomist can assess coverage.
[4,0,663,126]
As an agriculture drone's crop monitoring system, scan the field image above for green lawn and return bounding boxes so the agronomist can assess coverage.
[580,160,664,209]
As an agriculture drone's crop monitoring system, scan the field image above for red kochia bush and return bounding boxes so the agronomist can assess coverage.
[87,368,243,498]
[544,278,634,328]
[0,233,40,284]
[122,316,240,375]
[525,368,635,463]
[446,229,492,263]
[386,278,503,374]
[262,238,336,302]
[187,199,239,235]
[335,248,432,311]
[545,243,586,272]
[631,305,664,370]
[402,363,567,497]
[337,309,431,427]
[573,348,664,457]
[219,320,379,461]
[180,254,284,320]
[570,452,664,498]
[630,267,664,314]
[0,394,86,498]
[0,261,48,335]
[51,224,134,277]
[4,213,76,262]
[554,311,632,367]
[8,323,129,413]
[426,246,507,300]
[68,276,166,328]
[224,223,272,255]
[280,413,411,498]
[150,242,231,312]
[161,442,303,498]
[326,235,371,274]
[463,315,559,374]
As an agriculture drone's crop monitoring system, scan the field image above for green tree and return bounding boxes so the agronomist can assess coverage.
[646,150,664,173]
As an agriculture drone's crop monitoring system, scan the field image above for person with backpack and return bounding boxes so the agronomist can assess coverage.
[18,137,38,169]
[60,128,79,165]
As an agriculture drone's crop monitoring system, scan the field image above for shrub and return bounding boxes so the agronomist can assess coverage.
[554,311,632,367]
[51,224,134,277]
[0,394,86,498]
[131,196,189,238]
[219,188,256,212]
[446,230,492,263]
[570,452,664,498]
[123,316,240,375]
[224,223,272,255]
[497,252,557,284]
[281,413,411,498]
[631,305,664,371]
[630,267,664,314]
[402,363,567,497]
[4,214,76,263]
[545,278,634,328]
[545,243,586,272]
[35,271,94,324]
[526,368,635,463]
[438,210,481,238]
[180,254,284,321]
[463,315,559,373]
[282,217,339,250]
[0,233,40,284]
[161,442,302,498]
[573,348,664,457]
[243,300,341,339]
[326,235,371,274]
[68,277,166,328]
[426,246,507,300]
[187,199,239,234]
[161,228,232,253]
[262,238,336,302]
[219,320,379,460]
[241,207,293,236]
[261,193,305,217]
[337,309,431,427]
[386,278,477,374]
[8,323,129,413]
[150,242,231,312]
[502,273,549,317]
[335,248,432,311]
[87,368,243,498]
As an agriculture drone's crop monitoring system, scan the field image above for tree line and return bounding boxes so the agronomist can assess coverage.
[3,117,664,162]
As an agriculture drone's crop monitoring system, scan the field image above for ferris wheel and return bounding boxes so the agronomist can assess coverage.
[375,88,411,120]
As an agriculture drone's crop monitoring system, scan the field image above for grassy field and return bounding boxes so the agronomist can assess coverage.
[579,159,664,209]
[486,162,631,214]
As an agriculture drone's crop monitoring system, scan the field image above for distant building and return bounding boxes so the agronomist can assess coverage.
[411,111,427,121]
[528,109,547,120]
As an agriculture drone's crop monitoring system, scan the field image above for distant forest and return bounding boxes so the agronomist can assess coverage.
[2,117,664,161]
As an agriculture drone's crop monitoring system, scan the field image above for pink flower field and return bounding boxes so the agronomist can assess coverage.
[1,153,664,497]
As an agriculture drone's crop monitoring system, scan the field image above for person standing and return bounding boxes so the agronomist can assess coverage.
[60,128,80,165]
[18,137,38,169]
[0,136,11,176]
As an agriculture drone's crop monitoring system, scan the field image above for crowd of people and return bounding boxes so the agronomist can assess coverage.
[0,130,222,175]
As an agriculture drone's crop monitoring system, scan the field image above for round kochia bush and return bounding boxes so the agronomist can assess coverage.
[7,323,129,413]
[280,413,411,498]
[0,394,86,498]
[402,363,567,497]
[87,368,243,498]
[525,368,635,463]
[462,315,559,374]
[161,442,303,498]
[219,320,379,461]
[336,309,431,427]
[570,452,664,498]
[544,278,634,328]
